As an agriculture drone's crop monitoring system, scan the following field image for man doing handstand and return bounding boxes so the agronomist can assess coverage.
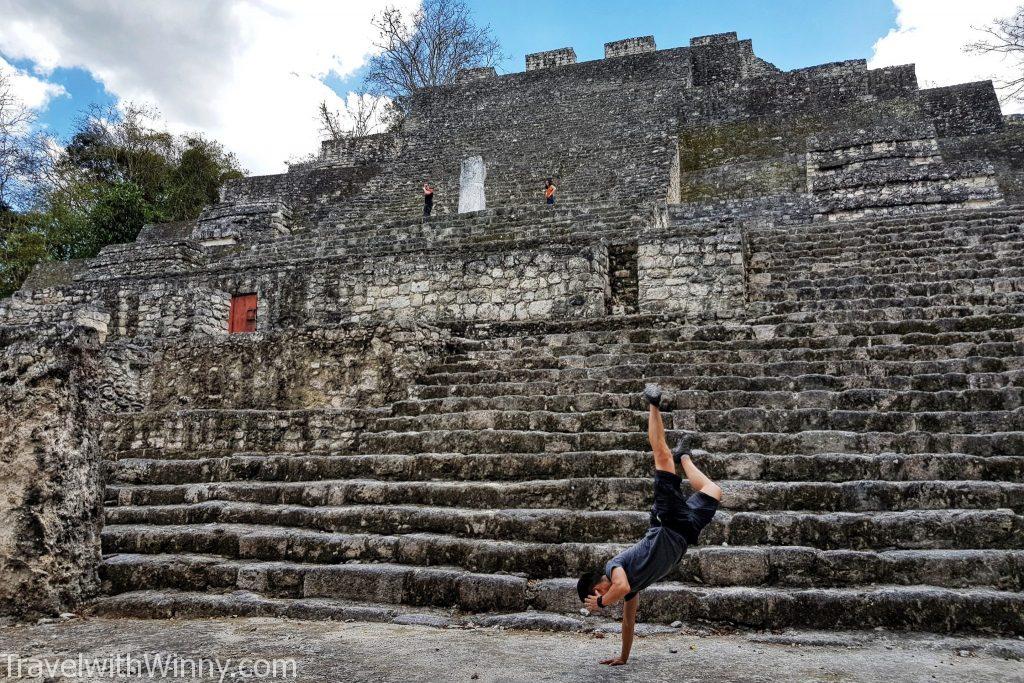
[576,383,723,666]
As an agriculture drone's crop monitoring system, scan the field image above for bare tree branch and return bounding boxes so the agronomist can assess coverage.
[363,0,505,119]
[318,89,385,142]
[966,6,1024,102]
[0,67,50,209]
[318,101,345,141]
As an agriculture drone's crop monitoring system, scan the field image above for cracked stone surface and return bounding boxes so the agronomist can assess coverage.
[0,617,1021,682]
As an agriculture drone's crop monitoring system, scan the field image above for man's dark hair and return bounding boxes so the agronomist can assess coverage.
[576,569,604,602]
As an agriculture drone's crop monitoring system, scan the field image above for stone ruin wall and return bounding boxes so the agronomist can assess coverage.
[0,323,105,617]
[1,241,610,341]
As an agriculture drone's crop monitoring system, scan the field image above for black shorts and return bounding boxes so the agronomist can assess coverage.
[650,470,719,545]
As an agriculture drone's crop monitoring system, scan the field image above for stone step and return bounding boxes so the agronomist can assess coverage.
[393,388,1024,417]
[753,225,1023,260]
[101,526,1024,589]
[415,361,1024,390]
[103,501,1024,550]
[758,260,1024,292]
[371,407,1024,436]
[411,372,1024,403]
[101,555,531,612]
[457,321,1024,352]
[746,207,1024,242]
[761,249,1024,277]
[105,478,1024,513]
[758,268,1024,300]
[106,452,1024,486]
[437,341,1024,371]
[757,246,1023,278]
[763,288,1024,308]
[242,204,636,249]
[326,211,638,247]
[329,199,629,235]
[453,330,1024,360]
[755,292,1024,315]
[359,427,1024,457]
[750,305,1024,325]
[756,229,1022,260]
[752,223,1024,256]
[534,580,1024,633]
[93,558,1024,633]
[90,589,502,630]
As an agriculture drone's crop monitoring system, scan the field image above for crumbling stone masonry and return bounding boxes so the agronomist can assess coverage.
[0,321,105,617]
[2,31,1024,632]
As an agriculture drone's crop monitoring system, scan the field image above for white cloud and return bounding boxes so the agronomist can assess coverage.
[870,0,1024,113]
[0,0,419,174]
[0,55,65,112]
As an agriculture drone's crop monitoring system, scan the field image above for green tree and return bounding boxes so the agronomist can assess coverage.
[164,136,245,220]
[86,181,154,255]
[0,212,47,298]
[0,102,247,297]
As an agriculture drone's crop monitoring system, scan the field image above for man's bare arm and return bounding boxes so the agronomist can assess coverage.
[584,567,631,613]
[619,595,638,662]
[599,593,638,666]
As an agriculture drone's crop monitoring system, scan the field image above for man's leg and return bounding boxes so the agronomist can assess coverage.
[648,404,674,474]
[677,452,722,501]
[644,383,723,500]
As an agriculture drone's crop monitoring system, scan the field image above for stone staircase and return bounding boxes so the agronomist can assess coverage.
[91,205,1024,633]
[232,200,644,273]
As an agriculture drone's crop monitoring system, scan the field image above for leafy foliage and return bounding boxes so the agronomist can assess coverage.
[0,102,245,297]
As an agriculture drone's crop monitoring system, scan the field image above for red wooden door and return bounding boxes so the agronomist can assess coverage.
[229,293,258,333]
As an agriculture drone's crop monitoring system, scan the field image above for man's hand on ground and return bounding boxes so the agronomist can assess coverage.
[583,594,603,614]
[600,657,627,666]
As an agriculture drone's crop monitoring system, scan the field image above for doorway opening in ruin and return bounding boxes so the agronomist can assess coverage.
[607,243,639,315]
[229,293,258,333]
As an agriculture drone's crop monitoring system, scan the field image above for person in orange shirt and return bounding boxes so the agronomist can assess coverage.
[544,178,556,205]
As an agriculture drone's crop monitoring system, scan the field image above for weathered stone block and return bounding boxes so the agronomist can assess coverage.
[525,47,576,71]
[604,36,656,58]
[0,323,103,617]
[458,155,487,213]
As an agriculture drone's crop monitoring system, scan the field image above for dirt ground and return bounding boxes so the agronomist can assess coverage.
[0,615,1021,682]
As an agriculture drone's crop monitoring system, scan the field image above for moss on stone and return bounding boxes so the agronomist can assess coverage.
[676,98,924,200]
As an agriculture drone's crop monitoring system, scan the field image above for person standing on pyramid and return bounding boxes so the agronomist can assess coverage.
[544,177,556,205]
[576,383,723,666]
[423,181,434,218]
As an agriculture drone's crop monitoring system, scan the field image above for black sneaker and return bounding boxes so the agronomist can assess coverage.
[672,432,701,464]
[642,383,663,409]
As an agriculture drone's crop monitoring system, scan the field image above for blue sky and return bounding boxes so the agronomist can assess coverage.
[2,0,1017,173]
[471,0,897,73]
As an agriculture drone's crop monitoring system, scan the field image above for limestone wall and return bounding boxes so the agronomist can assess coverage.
[191,201,292,244]
[0,323,104,617]
[3,242,609,337]
[102,409,367,457]
[219,164,378,227]
[320,245,607,324]
[133,322,451,411]
[2,283,230,339]
[637,224,746,318]
[318,133,399,167]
